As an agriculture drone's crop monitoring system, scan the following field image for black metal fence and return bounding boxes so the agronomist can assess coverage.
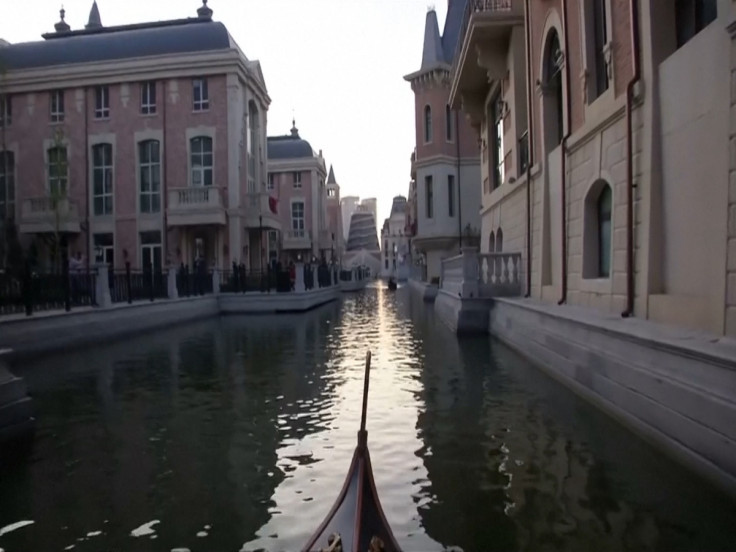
[0,267,97,317]
[175,265,212,297]
[1,261,340,317]
[109,263,168,304]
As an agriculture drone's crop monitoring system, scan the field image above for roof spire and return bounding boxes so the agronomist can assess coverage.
[197,0,213,19]
[54,5,71,32]
[290,118,299,137]
[420,7,443,69]
[327,165,336,184]
[85,0,102,29]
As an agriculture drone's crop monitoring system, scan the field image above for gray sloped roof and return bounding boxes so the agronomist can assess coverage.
[0,20,232,71]
[441,0,468,63]
[267,135,315,160]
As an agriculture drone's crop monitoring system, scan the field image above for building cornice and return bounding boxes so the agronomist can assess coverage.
[2,49,271,105]
[268,157,327,174]
[414,153,480,169]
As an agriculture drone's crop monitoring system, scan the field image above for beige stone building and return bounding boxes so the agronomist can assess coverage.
[450,0,734,337]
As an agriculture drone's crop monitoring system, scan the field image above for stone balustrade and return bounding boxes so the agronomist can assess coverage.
[440,247,523,299]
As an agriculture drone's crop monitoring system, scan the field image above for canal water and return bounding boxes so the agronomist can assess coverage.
[1,284,735,551]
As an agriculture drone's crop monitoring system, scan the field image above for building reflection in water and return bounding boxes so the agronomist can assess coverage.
[411,310,736,552]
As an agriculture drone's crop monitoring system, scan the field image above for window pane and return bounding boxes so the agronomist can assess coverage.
[152,194,161,213]
[141,194,150,213]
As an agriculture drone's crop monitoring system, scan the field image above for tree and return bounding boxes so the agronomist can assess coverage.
[42,126,71,273]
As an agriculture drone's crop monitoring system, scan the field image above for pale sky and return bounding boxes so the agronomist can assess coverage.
[3,0,449,235]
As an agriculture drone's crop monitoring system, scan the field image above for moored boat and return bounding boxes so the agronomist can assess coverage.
[302,351,401,552]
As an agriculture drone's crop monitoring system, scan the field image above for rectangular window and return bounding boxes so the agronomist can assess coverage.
[50,90,65,123]
[447,174,455,217]
[193,78,209,111]
[141,81,156,115]
[47,146,68,196]
[93,233,114,266]
[0,151,15,220]
[592,0,609,99]
[190,136,213,186]
[291,201,305,236]
[425,175,433,219]
[95,85,110,119]
[140,231,162,272]
[0,95,11,127]
[445,104,454,142]
[675,0,717,48]
[139,140,161,214]
[327,188,336,197]
[492,94,505,190]
[293,171,302,188]
[92,143,113,215]
[267,173,275,190]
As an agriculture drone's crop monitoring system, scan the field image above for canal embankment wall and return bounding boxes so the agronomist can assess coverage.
[489,297,736,498]
[0,287,341,363]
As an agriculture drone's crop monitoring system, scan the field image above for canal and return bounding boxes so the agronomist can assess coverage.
[1,285,735,551]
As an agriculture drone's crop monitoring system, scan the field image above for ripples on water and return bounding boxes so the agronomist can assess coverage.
[1,284,735,551]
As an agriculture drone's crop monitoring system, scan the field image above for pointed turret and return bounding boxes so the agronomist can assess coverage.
[327,165,336,184]
[420,8,444,70]
[197,0,213,20]
[85,0,102,29]
[54,6,71,32]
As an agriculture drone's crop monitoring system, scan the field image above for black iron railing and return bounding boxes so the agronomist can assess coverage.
[109,264,168,304]
[175,265,212,297]
[0,267,97,316]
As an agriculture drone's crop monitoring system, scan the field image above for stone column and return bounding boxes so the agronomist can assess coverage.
[94,263,112,308]
[295,262,305,292]
[167,267,179,300]
[460,246,480,299]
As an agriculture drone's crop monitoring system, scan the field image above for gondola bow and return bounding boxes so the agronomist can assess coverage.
[302,351,402,552]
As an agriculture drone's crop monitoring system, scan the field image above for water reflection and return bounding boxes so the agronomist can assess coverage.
[1,288,735,552]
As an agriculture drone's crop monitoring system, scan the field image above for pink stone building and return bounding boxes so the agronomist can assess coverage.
[0,1,275,273]
[267,122,340,264]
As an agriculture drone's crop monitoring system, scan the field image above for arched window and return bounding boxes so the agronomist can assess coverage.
[139,140,161,213]
[445,104,453,141]
[583,180,612,278]
[496,228,504,252]
[542,29,564,149]
[489,231,495,253]
[190,136,213,187]
[424,105,432,143]
[597,186,612,277]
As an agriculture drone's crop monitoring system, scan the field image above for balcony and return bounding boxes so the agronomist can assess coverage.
[167,187,226,227]
[449,0,524,116]
[283,230,312,251]
[243,192,282,231]
[19,196,81,234]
